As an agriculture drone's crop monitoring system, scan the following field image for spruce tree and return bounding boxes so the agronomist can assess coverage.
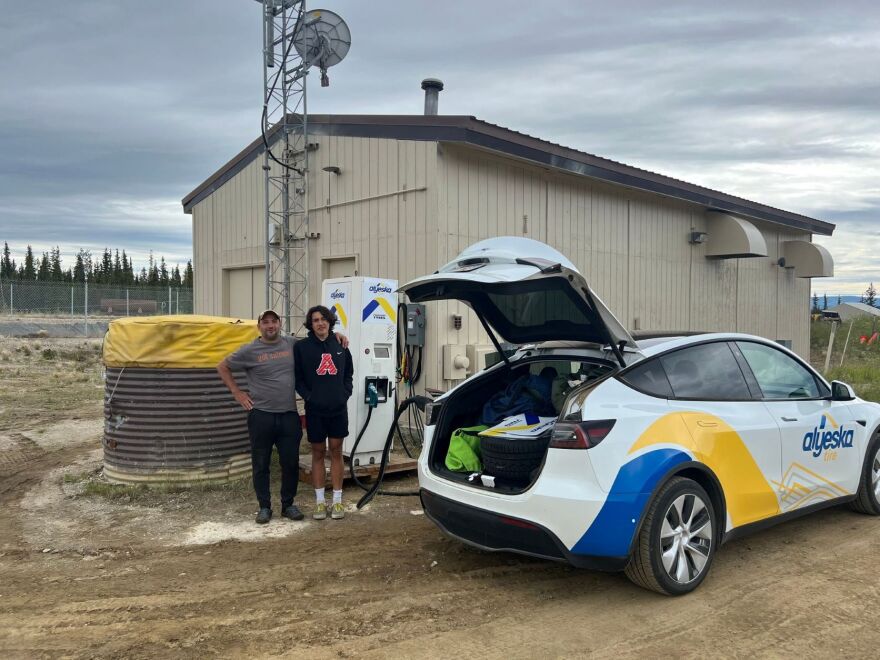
[121,250,133,284]
[822,293,828,310]
[101,248,112,284]
[811,293,820,313]
[38,252,50,280]
[184,260,193,288]
[50,247,63,281]
[22,246,36,280]
[1,242,13,279]
[862,283,877,308]
[73,251,86,283]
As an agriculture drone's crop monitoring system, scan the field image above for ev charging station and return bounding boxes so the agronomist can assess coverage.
[322,276,398,466]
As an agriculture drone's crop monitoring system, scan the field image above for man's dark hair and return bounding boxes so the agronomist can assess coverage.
[304,305,338,332]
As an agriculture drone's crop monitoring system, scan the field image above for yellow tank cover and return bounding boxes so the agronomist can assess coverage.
[103,315,259,368]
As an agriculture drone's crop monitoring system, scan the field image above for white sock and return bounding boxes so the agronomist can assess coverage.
[332,489,342,505]
[315,487,325,503]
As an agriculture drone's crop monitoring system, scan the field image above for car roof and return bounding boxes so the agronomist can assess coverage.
[635,332,786,358]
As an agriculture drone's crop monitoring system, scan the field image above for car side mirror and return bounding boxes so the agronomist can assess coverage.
[831,380,856,401]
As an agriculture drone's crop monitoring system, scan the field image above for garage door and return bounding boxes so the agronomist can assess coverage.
[224,267,264,320]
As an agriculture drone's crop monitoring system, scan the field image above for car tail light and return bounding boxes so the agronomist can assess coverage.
[549,419,616,449]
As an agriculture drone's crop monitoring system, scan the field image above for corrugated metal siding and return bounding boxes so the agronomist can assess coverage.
[305,136,437,303]
[103,367,251,484]
[192,157,266,315]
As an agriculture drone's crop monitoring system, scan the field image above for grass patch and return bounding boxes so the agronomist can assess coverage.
[63,470,95,484]
[80,476,253,503]
[0,338,103,430]
[811,317,880,403]
[77,452,287,505]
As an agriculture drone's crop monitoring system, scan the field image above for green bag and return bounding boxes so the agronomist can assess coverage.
[445,425,488,472]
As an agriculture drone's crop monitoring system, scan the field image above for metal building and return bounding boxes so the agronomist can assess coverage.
[182,112,835,391]
[828,302,880,322]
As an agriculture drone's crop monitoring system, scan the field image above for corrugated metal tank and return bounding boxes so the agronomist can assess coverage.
[102,315,259,485]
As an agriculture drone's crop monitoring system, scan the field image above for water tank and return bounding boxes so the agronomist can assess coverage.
[102,315,259,485]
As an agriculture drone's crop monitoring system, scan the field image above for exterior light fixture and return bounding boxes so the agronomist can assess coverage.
[322,166,341,175]
[689,231,708,245]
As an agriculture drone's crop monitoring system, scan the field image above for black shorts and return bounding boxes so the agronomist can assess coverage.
[306,410,349,444]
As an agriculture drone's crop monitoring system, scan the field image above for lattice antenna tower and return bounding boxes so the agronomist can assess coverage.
[259,1,350,333]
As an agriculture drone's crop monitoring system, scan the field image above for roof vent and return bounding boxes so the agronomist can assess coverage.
[421,78,444,116]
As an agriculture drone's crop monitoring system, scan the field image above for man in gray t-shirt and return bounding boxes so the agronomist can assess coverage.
[217,309,305,525]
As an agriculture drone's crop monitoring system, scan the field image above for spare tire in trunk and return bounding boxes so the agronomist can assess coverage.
[480,434,551,481]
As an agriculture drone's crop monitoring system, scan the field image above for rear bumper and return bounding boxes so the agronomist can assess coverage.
[420,489,628,572]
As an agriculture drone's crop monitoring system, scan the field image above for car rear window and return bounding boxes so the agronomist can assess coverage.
[619,359,674,398]
[660,342,752,400]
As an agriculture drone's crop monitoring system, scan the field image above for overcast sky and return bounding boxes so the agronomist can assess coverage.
[1,0,877,294]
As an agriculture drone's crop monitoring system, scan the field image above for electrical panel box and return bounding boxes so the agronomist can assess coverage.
[322,276,398,465]
[465,344,494,375]
[405,303,426,346]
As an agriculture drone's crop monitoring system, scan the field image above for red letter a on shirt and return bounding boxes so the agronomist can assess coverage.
[316,353,338,375]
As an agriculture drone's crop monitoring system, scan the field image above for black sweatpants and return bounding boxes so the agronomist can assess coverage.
[247,409,302,510]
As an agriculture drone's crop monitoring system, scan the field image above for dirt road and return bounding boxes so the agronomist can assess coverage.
[2,338,880,658]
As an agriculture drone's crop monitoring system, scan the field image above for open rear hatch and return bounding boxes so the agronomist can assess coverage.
[399,237,636,366]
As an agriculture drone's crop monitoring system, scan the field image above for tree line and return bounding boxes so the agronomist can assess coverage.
[1,242,193,287]
[812,283,877,313]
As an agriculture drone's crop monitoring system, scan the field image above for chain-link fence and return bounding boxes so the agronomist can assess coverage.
[0,279,193,317]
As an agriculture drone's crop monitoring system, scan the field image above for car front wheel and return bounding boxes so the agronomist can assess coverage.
[625,476,717,596]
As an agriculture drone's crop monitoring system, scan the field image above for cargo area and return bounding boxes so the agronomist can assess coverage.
[429,353,616,493]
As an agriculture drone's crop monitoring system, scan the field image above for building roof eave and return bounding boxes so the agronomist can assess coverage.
[181,114,835,237]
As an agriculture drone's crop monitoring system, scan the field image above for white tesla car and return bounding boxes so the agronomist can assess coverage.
[400,237,880,595]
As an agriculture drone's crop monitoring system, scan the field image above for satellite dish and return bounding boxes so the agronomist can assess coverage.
[294,9,351,86]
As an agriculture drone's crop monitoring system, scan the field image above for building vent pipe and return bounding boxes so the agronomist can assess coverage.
[421,78,444,115]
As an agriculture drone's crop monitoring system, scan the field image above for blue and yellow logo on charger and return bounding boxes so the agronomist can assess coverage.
[328,289,349,328]
[362,282,396,323]
[330,303,348,328]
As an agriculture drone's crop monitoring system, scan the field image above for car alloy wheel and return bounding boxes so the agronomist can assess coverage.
[625,477,717,595]
[659,493,713,584]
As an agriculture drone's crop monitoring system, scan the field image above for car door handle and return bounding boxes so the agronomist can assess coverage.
[781,416,798,422]
[696,420,718,428]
